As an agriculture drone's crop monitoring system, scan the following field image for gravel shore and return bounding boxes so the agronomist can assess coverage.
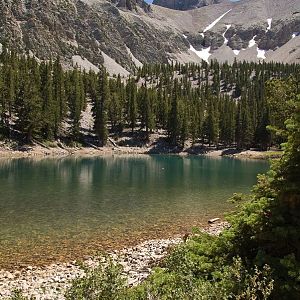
[0,140,280,160]
[0,222,229,299]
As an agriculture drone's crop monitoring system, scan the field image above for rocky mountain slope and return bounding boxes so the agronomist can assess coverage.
[0,0,299,75]
[152,0,300,64]
[152,0,224,11]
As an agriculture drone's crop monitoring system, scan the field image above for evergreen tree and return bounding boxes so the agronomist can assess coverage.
[108,92,122,132]
[53,57,67,138]
[68,68,84,141]
[93,69,109,146]
[0,65,4,136]
[15,59,43,142]
[0,58,15,135]
[168,79,180,145]
[179,101,189,147]
[40,62,55,140]
[205,97,219,146]
[219,96,236,146]
[235,96,254,149]
[127,78,137,132]
[140,85,155,140]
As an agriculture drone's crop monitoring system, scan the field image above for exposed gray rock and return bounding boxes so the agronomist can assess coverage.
[0,222,229,299]
[0,0,299,73]
[0,238,181,299]
[152,0,224,11]
[114,0,151,12]
[0,0,185,72]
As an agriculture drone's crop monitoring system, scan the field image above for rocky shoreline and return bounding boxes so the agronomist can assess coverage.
[0,222,229,299]
[0,142,280,160]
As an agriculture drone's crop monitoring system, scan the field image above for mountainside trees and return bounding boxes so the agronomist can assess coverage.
[0,49,299,149]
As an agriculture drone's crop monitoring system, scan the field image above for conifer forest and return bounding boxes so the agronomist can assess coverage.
[0,49,299,150]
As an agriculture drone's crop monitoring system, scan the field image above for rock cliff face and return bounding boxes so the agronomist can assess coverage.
[0,0,182,73]
[152,0,222,11]
[0,0,299,74]
[113,0,151,12]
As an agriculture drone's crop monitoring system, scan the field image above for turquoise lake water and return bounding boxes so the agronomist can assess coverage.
[0,155,269,268]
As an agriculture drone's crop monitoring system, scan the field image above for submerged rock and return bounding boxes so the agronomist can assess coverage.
[0,223,229,299]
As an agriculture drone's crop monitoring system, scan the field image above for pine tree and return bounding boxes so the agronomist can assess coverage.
[15,59,43,142]
[157,82,169,128]
[219,96,236,146]
[168,79,180,145]
[0,64,4,136]
[93,69,109,146]
[108,92,122,132]
[255,107,271,150]
[127,78,137,132]
[141,85,155,140]
[179,101,189,147]
[205,97,219,146]
[236,96,254,149]
[68,68,84,141]
[53,57,67,138]
[40,62,55,140]
[0,57,15,136]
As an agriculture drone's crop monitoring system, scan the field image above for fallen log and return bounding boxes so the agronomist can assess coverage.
[108,137,118,148]
[208,218,220,224]
[84,141,101,150]
[32,139,51,150]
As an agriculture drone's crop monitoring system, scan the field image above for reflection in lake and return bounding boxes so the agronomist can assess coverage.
[0,156,269,268]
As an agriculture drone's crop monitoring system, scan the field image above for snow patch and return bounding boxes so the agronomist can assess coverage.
[203,9,232,32]
[266,18,272,32]
[248,35,257,48]
[189,45,211,63]
[72,55,100,73]
[200,33,204,38]
[233,49,240,55]
[257,48,266,59]
[292,32,299,39]
[222,24,231,45]
[183,34,188,39]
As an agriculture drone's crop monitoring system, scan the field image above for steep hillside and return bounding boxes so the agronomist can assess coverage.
[0,0,184,73]
[150,0,300,63]
[152,0,224,11]
[0,0,299,74]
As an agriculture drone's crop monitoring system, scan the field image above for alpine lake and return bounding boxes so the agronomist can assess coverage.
[0,155,269,269]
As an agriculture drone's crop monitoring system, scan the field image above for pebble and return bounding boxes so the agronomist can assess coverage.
[0,222,229,299]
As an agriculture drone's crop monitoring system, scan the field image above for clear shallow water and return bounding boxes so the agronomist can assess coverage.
[0,155,269,268]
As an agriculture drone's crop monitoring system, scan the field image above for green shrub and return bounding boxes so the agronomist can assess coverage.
[127,257,273,300]
[65,257,126,300]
